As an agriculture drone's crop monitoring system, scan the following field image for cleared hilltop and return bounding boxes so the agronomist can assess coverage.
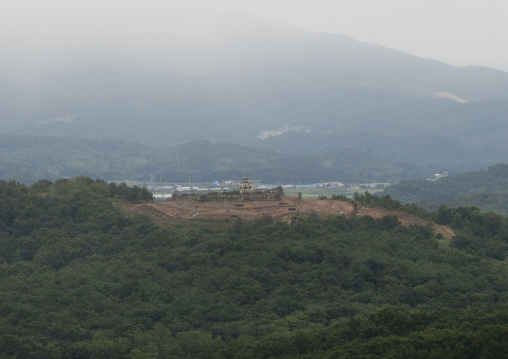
[131,196,454,238]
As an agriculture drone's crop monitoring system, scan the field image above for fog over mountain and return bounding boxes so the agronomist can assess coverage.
[2,15,508,181]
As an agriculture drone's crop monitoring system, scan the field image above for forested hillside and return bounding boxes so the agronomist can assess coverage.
[2,177,508,357]
[382,163,508,213]
[0,134,424,184]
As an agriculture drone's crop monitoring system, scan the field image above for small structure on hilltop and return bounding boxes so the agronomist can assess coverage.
[172,176,283,202]
[239,176,256,193]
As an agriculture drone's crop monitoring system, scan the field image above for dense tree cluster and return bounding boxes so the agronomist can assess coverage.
[1,178,508,357]
[343,191,508,260]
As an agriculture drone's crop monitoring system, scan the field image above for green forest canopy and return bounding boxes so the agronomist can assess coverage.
[1,177,508,358]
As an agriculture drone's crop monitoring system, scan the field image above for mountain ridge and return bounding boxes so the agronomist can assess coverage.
[2,20,508,177]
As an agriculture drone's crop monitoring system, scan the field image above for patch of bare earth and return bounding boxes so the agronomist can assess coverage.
[356,207,455,238]
[130,197,455,238]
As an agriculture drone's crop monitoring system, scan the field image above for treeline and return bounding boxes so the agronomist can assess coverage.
[382,163,508,214]
[352,191,426,216]
[329,191,508,261]
[1,178,508,357]
[29,177,153,202]
[320,191,428,218]
[443,192,508,215]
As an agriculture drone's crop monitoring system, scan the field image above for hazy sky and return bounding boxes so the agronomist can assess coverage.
[2,0,508,77]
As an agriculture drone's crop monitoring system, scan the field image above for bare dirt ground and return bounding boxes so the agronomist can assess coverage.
[356,207,455,238]
[131,197,455,238]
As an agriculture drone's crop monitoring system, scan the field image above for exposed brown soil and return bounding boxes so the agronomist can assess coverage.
[131,197,455,238]
[356,207,455,238]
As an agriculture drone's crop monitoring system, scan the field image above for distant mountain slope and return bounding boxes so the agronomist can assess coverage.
[255,98,508,171]
[2,20,508,176]
[0,134,423,184]
[382,163,508,213]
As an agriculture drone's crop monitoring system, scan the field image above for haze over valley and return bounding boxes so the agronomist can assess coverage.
[2,12,508,184]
